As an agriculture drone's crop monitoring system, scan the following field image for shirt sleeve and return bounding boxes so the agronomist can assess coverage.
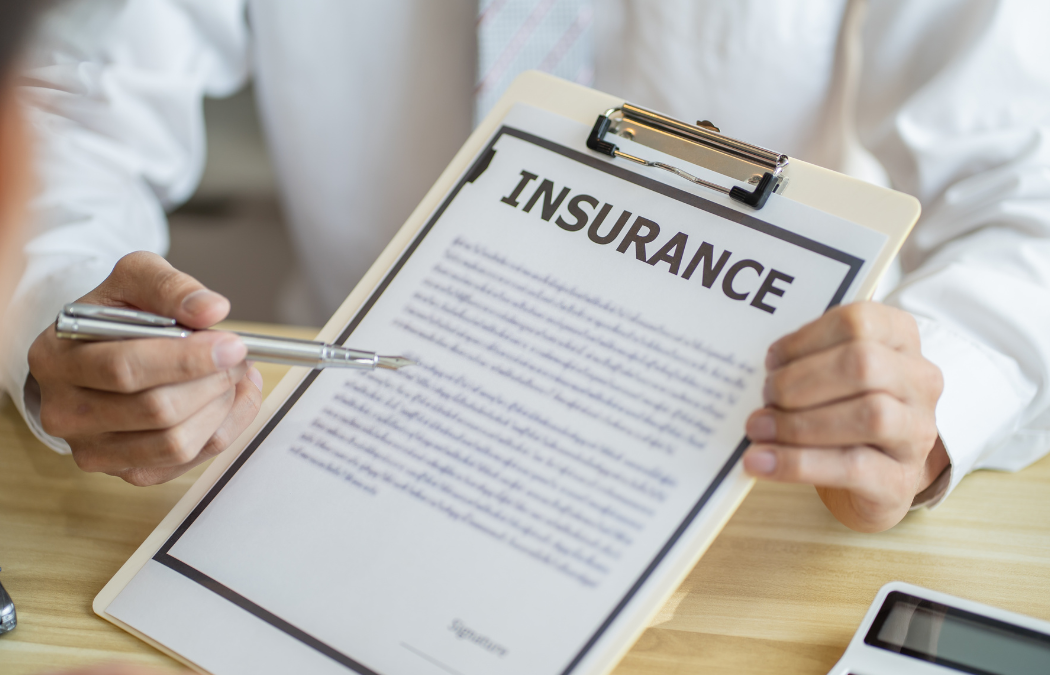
[0,0,250,453]
[858,0,1050,504]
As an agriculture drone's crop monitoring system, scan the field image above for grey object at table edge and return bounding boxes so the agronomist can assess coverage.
[0,567,16,635]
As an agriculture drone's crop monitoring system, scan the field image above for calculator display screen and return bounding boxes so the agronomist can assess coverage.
[865,592,1050,675]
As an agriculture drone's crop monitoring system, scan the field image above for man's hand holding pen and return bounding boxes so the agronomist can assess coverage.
[28,252,264,486]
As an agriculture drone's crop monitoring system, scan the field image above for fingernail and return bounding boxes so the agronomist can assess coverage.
[747,412,776,441]
[762,378,774,404]
[765,347,780,370]
[744,449,777,475]
[247,367,263,392]
[212,336,247,370]
[182,289,226,317]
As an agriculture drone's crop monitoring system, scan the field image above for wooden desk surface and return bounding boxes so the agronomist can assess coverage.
[2,322,1049,674]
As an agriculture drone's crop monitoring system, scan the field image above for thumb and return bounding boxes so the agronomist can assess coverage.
[84,251,230,329]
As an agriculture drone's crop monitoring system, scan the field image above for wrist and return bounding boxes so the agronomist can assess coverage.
[912,436,951,507]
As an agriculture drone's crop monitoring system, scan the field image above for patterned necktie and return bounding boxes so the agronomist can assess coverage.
[474,0,595,124]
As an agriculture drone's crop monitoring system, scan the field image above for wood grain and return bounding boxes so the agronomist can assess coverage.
[0,322,317,674]
[2,323,1049,674]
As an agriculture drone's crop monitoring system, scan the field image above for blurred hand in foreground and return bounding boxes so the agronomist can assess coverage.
[38,664,190,675]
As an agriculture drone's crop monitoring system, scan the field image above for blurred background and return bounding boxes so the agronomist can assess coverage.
[166,84,297,325]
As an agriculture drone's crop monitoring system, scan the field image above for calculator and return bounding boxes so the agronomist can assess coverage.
[0,569,15,636]
[829,581,1050,675]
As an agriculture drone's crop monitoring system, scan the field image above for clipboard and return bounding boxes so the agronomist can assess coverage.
[94,71,919,674]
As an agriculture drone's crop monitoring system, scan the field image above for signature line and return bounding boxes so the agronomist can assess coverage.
[400,643,465,675]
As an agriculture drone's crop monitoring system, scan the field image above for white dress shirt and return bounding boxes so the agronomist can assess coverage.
[4,0,1049,509]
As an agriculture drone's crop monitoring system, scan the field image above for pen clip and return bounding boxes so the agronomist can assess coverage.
[62,303,177,327]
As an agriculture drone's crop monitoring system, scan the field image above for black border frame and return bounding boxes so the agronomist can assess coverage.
[864,591,1050,675]
[149,126,865,675]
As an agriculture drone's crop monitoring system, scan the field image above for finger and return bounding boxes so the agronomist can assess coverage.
[70,383,239,473]
[116,367,264,486]
[199,367,263,458]
[45,363,249,436]
[56,330,246,393]
[742,443,909,501]
[767,302,921,369]
[746,393,918,455]
[764,340,940,409]
[81,251,230,328]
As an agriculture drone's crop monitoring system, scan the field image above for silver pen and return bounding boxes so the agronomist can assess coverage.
[55,303,414,371]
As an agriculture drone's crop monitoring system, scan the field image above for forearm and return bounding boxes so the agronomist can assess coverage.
[0,0,251,450]
[859,1,1050,503]
[0,103,172,452]
[886,236,1050,502]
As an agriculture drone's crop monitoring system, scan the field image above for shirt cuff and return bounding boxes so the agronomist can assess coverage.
[910,315,1032,506]
[0,257,112,455]
[910,462,951,510]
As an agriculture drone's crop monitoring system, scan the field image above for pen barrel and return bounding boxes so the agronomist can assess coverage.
[236,334,376,370]
[54,314,377,370]
[55,314,192,340]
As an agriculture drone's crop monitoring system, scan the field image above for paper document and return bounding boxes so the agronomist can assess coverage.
[105,105,886,675]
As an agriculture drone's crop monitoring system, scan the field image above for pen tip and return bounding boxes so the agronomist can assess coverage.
[376,355,415,370]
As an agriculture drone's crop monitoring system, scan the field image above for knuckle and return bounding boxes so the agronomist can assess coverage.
[98,351,138,392]
[39,402,66,437]
[920,425,940,455]
[925,360,945,398]
[835,304,874,339]
[112,251,148,285]
[139,389,178,427]
[37,388,78,437]
[860,394,897,437]
[117,251,149,269]
[222,364,242,387]
[843,342,881,386]
[157,428,197,465]
[111,253,134,276]
[175,348,209,380]
[27,335,52,375]
[914,411,940,449]
[202,430,230,458]
[101,252,156,304]
[27,349,42,375]
[154,268,185,302]
[899,310,921,344]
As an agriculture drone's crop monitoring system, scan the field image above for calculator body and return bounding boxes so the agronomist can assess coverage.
[829,581,1050,675]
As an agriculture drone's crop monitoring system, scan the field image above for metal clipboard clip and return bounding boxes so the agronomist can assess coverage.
[587,103,789,210]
